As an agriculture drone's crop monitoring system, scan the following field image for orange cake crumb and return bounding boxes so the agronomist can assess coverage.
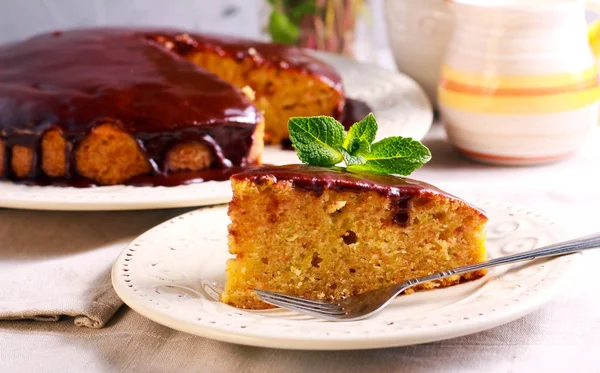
[222,165,488,309]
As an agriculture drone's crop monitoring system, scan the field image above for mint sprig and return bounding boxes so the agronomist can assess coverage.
[287,113,431,176]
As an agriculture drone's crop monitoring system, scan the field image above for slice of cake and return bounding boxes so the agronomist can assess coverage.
[222,165,487,309]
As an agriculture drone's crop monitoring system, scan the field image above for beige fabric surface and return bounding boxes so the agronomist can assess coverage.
[0,208,189,328]
[0,125,599,372]
[1,257,599,373]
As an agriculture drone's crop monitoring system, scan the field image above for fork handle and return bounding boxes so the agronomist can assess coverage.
[401,232,600,291]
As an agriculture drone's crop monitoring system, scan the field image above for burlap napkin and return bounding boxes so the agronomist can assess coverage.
[0,207,189,328]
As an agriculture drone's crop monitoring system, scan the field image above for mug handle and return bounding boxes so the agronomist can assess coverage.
[587,0,600,57]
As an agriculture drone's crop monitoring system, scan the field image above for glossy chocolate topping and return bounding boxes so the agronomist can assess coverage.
[232,164,487,223]
[232,164,445,197]
[0,28,263,178]
[25,167,245,188]
[0,28,346,185]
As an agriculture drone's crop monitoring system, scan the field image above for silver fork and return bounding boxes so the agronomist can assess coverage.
[255,233,600,321]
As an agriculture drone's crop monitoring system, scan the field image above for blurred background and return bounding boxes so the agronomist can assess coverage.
[0,0,389,60]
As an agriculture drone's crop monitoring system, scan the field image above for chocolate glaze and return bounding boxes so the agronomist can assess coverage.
[20,167,243,188]
[232,164,445,198]
[0,28,345,185]
[127,167,243,186]
[231,164,487,223]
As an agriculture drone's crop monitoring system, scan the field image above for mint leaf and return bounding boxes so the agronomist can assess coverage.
[338,146,365,166]
[287,113,431,176]
[347,137,431,175]
[268,10,300,44]
[343,113,378,154]
[288,116,345,166]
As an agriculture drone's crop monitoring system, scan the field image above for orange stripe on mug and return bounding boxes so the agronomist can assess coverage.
[440,64,598,90]
[438,86,600,114]
[439,77,598,97]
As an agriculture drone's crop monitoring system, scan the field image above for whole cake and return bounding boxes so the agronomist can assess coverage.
[0,28,344,185]
[222,165,488,309]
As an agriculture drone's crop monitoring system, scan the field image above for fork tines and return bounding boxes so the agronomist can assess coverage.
[254,289,346,317]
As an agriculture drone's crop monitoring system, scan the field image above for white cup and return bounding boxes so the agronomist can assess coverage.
[384,0,454,108]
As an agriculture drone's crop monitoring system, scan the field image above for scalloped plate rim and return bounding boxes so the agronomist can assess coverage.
[111,198,579,350]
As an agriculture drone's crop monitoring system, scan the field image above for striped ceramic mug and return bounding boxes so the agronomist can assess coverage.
[439,0,600,165]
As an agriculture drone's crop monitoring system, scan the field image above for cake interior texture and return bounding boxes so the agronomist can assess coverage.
[222,166,488,310]
[187,42,344,144]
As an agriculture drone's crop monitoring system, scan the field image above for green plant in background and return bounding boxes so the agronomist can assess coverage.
[267,0,316,44]
[267,0,365,56]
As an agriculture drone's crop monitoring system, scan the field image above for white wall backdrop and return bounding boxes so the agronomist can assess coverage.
[0,0,388,48]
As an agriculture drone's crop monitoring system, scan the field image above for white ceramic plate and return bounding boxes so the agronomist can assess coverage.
[112,198,578,350]
[0,53,432,211]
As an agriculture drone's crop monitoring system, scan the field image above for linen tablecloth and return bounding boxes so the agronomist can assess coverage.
[0,209,190,327]
[1,125,599,372]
